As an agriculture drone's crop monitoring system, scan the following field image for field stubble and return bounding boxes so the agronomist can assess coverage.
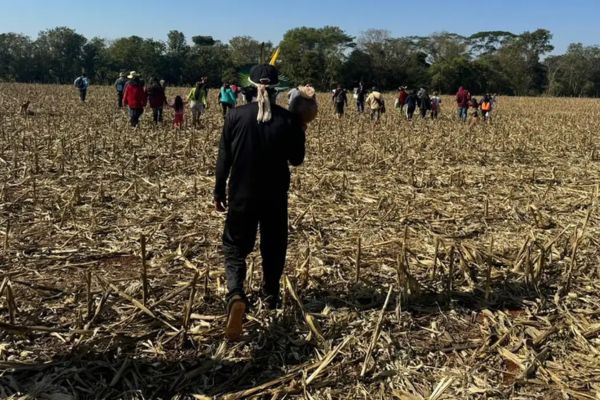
[0,84,599,399]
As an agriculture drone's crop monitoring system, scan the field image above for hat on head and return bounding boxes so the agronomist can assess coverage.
[119,72,125,78]
[249,64,279,86]
[127,71,139,79]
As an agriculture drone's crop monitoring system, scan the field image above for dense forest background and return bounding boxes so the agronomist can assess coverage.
[1,26,600,95]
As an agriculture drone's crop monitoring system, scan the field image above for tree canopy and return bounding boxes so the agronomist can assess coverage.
[0,26,596,96]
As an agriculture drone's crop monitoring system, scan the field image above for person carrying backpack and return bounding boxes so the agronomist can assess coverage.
[187,80,209,127]
[74,73,89,102]
[219,82,238,118]
[332,84,348,118]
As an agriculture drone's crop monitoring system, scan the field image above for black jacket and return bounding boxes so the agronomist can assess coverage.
[214,103,306,204]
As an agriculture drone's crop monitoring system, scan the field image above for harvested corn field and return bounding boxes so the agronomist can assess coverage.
[1,84,600,399]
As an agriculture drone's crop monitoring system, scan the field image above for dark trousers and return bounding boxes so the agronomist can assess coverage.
[221,102,233,117]
[357,100,364,113]
[152,107,163,123]
[407,106,416,120]
[223,195,288,301]
[117,92,124,108]
[128,108,144,127]
[79,89,87,102]
[420,107,428,118]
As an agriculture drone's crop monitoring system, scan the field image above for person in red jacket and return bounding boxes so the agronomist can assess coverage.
[123,71,148,127]
[145,77,167,125]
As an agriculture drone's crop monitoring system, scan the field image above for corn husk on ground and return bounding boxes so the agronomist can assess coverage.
[1,84,599,399]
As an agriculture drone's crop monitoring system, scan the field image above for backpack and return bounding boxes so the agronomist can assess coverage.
[334,89,345,103]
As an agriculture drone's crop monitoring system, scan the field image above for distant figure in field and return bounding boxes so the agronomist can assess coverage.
[74,73,89,102]
[218,82,238,118]
[115,72,128,109]
[355,81,367,113]
[430,91,442,119]
[170,95,186,129]
[417,88,431,118]
[332,84,348,118]
[468,97,480,127]
[187,81,208,127]
[480,94,493,122]
[456,86,470,122]
[146,78,167,124]
[19,101,35,116]
[405,90,418,121]
[396,86,408,113]
[366,87,385,121]
[122,71,147,127]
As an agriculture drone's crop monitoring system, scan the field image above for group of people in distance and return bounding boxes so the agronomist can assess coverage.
[74,71,243,128]
[329,81,496,124]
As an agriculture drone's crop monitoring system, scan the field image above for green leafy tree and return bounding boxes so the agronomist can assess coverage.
[34,27,87,82]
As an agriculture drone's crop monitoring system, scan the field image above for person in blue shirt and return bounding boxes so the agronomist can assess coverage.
[219,82,238,117]
[114,72,128,109]
[74,73,89,102]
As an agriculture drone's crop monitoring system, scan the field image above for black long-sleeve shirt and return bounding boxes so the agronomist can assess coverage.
[214,102,306,204]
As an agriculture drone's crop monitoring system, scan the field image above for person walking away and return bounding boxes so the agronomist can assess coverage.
[468,97,480,128]
[356,82,367,113]
[480,94,493,122]
[456,86,469,122]
[219,82,237,117]
[146,78,167,125]
[396,86,408,113]
[430,92,442,119]
[115,73,127,109]
[170,95,186,129]
[417,88,431,118]
[214,64,306,341]
[332,84,347,118]
[187,81,208,127]
[74,73,89,102]
[366,87,385,121]
[405,90,418,121]
[122,71,147,127]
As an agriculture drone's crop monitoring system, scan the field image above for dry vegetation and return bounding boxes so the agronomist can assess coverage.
[1,83,600,399]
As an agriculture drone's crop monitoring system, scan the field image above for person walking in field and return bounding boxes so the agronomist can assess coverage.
[170,95,186,129]
[218,82,238,117]
[115,72,127,109]
[468,97,480,127]
[395,86,408,113]
[74,73,89,102]
[430,91,442,119]
[356,81,367,113]
[146,78,167,125]
[417,87,431,119]
[480,94,493,122]
[187,81,208,127]
[405,90,418,121]
[456,86,469,122]
[332,84,348,118]
[122,71,147,127]
[214,64,306,341]
[366,87,385,121]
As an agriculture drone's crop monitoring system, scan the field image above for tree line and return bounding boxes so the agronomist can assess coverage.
[1,26,600,96]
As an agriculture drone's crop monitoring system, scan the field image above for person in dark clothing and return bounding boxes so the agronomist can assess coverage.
[417,88,431,118]
[145,78,167,124]
[332,84,347,117]
[356,82,367,113]
[405,90,418,120]
[115,72,127,109]
[74,73,89,102]
[214,64,306,341]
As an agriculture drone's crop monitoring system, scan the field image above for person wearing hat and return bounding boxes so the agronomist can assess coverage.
[114,72,128,109]
[214,64,306,341]
[366,87,385,121]
[122,71,147,127]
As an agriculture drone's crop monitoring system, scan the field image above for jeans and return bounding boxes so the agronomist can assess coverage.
[117,92,124,108]
[79,89,87,102]
[221,102,233,117]
[128,108,144,127]
[458,107,467,122]
[223,195,288,302]
[357,100,364,113]
[152,107,163,124]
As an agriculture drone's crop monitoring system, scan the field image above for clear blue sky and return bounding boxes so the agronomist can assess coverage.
[1,0,598,54]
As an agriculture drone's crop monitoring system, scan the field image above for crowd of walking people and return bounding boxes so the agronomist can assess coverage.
[72,70,497,129]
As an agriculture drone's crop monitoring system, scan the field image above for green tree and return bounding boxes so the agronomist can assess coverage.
[228,36,271,67]
[34,27,87,82]
[0,33,34,81]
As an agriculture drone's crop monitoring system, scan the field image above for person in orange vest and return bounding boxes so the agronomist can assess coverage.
[479,94,493,123]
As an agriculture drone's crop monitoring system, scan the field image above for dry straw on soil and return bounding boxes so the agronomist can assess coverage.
[0,83,599,399]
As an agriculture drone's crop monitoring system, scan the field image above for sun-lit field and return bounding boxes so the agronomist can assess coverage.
[1,83,599,399]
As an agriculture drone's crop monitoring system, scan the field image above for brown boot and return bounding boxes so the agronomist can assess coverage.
[225,294,246,341]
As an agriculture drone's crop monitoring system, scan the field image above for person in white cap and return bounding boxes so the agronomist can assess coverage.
[114,72,128,109]
[122,71,147,127]
[214,64,306,341]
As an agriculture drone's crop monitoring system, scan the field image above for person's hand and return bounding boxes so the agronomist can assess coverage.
[215,199,227,212]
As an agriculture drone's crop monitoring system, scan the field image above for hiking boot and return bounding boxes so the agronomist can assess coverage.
[225,294,246,341]
[262,293,280,310]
